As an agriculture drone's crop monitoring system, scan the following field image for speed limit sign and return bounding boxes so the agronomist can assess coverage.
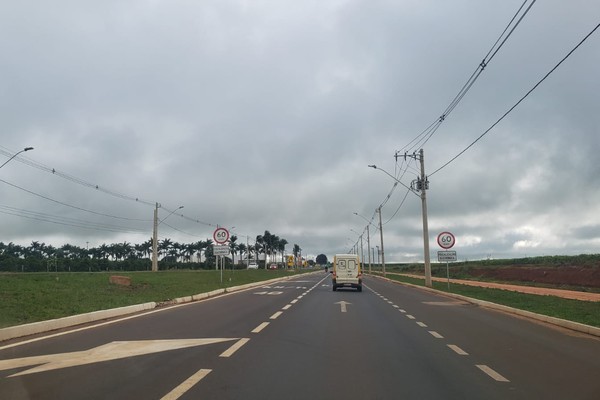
[437,231,455,249]
[213,227,230,244]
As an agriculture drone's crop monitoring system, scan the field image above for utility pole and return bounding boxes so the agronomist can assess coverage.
[366,224,372,273]
[418,149,432,287]
[377,206,386,277]
[359,234,364,268]
[152,203,159,272]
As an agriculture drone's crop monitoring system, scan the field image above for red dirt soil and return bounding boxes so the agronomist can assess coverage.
[464,265,600,289]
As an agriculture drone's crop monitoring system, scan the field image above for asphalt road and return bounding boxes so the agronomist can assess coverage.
[1,272,598,399]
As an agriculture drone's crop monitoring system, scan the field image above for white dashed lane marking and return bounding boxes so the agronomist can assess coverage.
[447,345,468,355]
[251,322,270,334]
[477,365,510,382]
[367,283,509,383]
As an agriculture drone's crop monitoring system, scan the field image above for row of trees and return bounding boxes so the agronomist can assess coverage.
[0,230,305,272]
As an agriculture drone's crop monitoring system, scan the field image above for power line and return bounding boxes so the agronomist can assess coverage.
[395,0,537,155]
[0,178,151,222]
[0,147,218,229]
[0,205,148,234]
[431,21,600,176]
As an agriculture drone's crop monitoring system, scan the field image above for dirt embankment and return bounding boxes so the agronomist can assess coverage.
[464,265,600,289]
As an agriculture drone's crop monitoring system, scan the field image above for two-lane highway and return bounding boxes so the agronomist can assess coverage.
[1,273,599,399]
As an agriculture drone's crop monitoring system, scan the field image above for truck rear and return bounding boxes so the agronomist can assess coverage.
[332,254,362,292]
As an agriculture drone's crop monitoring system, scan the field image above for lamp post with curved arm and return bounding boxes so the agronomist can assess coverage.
[350,228,365,269]
[354,212,373,273]
[368,155,431,287]
[0,147,34,170]
[152,204,184,272]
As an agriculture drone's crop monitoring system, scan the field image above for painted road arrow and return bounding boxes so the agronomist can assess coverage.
[0,338,238,377]
[335,301,351,313]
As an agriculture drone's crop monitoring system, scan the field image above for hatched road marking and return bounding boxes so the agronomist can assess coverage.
[0,338,237,377]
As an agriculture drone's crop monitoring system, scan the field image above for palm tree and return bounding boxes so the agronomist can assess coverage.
[277,238,288,267]
[229,235,238,263]
[293,244,301,268]
[237,243,247,265]
[255,235,265,268]
[159,238,173,260]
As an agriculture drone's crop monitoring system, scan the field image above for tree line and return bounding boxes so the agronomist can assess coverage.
[0,230,304,272]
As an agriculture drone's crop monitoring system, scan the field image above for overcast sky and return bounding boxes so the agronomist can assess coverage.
[1,0,599,263]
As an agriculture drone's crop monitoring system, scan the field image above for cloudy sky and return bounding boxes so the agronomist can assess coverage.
[1,0,599,263]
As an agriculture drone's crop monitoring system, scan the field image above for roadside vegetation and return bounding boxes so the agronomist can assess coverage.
[0,230,308,273]
[0,269,309,329]
[374,254,600,293]
[378,274,600,328]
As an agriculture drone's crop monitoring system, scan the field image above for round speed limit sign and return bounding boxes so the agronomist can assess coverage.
[437,231,455,249]
[213,227,230,244]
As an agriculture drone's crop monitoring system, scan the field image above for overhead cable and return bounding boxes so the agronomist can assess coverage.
[431,21,600,176]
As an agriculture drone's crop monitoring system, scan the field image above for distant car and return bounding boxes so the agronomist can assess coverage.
[269,263,278,269]
[248,262,259,269]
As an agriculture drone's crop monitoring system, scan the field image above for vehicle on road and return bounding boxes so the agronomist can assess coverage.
[269,263,278,269]
[248,262,259,269]
[332,253,362,292]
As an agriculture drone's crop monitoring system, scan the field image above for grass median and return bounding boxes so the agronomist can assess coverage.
[0,269,310,329]
[378,274,600,328]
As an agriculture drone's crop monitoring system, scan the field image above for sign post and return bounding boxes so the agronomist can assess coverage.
[437,232,456,289]
[213,227,230,283]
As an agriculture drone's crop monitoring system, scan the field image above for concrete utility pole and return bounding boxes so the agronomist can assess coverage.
[152,204,183,272]
[418,149,432,288]
[365,224,371,273]
[353,212,373,274]
[377,206,386,277]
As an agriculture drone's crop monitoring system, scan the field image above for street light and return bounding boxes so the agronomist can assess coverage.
[368,152,432,287]
[354,212,373,273]
[0,147,34,170]
[152,204,184,272]
[350,228,364,268]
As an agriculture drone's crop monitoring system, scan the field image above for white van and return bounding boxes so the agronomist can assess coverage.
[332,254,362,292]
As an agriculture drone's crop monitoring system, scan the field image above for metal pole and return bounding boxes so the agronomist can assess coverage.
[0,147,33,170]
[446,261,450,290]
[378,207,386,277]
[419,149,432,287]
[152,203,159,272]
[359,234,364,267]
[366,225,372,274]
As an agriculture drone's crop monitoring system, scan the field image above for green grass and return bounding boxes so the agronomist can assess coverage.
[0,269,308,329]
[379,273,600,328]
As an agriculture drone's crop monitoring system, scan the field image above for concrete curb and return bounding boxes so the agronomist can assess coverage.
[370,274,600,338]
[0,272,308,343]
[0,302,157,342]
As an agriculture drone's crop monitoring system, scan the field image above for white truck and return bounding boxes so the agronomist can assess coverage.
[332,254,362,292]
